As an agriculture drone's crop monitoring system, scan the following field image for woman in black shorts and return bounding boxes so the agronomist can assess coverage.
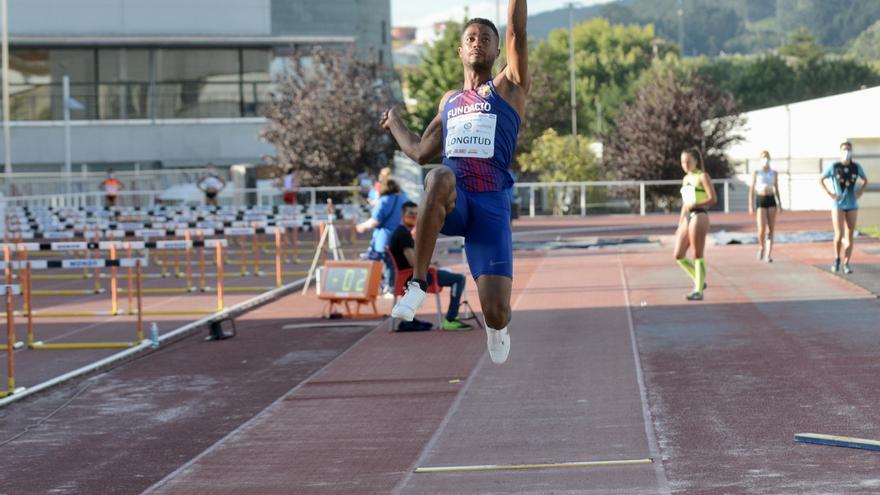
[748,151,782,262]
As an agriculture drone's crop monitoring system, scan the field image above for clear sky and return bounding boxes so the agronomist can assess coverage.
[392,0,608,28]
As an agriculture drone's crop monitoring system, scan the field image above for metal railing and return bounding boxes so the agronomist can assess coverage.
[0,168,222,198]
[0,186,363,215]
[512,174,854,217]
[514,179,736,217]
[0,175,857,216]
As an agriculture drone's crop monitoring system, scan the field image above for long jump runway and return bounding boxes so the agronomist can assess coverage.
[145,249,664,495]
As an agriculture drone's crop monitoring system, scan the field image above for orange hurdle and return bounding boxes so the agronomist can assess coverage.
[1,269,19,397]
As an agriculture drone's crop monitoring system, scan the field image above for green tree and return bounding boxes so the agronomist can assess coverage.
[402,22,465,132]
[774,0,880,48]
[523,18,675,154]
[694,55,796,111]
[535,0,880,56]
[794,57,880,100]
[695,53,880,112]
[779,28,824,62]
[849,20,880,60]
[604,60,743,208]
[518,129,599,182]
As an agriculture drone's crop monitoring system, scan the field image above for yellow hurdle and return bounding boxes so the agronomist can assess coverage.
[31,274,92,280]
[223,287,276,293]
[24,311,125,318]
[1,274,15,394]
[31,289,106,296]
[117,287,195,295]
[31,341,139,350]
[0,246,23,353]
[216,242,225,311]
[275,229,283,287]
[139,309,216,316]
[27,258,144,350]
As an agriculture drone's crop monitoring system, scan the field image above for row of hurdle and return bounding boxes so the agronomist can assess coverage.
[0,218,369,398]
[1,225,368,312]
[0,249,147,398]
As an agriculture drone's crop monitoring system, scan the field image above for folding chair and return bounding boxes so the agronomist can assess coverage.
[385,247,443,329]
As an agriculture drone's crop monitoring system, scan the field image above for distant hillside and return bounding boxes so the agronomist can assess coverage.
[522,1,632,40]
[513,0,880,57]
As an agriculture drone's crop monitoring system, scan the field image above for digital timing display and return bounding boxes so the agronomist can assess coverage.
[322,266,368,295]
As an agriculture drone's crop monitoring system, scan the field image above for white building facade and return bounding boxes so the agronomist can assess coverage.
[1,0,392,171]
[727,85,880,211]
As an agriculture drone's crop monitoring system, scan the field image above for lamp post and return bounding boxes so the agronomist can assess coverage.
[568,2,577,141]
[677,0,685,57]
[2,0,11,176]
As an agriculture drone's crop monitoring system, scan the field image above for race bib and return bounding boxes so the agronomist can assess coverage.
[681,186,696,206]
[446,112,497,159]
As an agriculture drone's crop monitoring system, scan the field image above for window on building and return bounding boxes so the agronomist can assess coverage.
[48,49,97,120]
[98,49,151,119]
[155,49,240,118]
[8,50,50,120]
[7,49,97,120]
[4,47,273,121]
[242,49,272,116]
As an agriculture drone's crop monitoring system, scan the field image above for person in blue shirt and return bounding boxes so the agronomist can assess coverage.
[356,176,406,286]
[366,167,392,207]
[819,141,869,274]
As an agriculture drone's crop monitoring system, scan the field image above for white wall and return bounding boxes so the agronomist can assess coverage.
[730,85,880,175]
[10,0,272,36]
[1,118,274,169]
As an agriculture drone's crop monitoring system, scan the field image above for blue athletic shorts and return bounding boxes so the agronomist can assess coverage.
[440,186,513,279]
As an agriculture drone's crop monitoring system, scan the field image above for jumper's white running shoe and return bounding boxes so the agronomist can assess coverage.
[486,326,510,364]
[391,281,426,321]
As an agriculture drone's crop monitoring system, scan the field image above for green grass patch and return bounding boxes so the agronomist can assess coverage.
[859,225,880,239]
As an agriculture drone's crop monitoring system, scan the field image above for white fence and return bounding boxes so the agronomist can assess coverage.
[0,174,870,216]
[0,168,219,198]
[511,174,843,217]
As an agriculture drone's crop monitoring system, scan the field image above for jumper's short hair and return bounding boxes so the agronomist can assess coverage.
[463,18,499,40]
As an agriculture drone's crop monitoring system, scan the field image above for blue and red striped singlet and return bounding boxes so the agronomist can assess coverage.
[441,80,521,193]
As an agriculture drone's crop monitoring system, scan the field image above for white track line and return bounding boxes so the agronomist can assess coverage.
[618,255,672,494]
[415,458,654,473]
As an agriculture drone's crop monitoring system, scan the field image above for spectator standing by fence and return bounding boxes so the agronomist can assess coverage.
[99,169,123,208]
[198,165,226,207]
[279,167,298,205]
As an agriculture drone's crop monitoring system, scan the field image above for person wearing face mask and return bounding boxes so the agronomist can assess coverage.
[820,142,869,274]
[99,169,123,208]
[748,151,782,262]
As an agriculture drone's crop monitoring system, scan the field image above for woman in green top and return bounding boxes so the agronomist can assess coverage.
[673,148,717,301]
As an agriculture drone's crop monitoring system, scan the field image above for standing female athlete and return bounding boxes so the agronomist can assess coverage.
[820,141,869,274]
[748,151,782,262]
[674,148,717,301]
